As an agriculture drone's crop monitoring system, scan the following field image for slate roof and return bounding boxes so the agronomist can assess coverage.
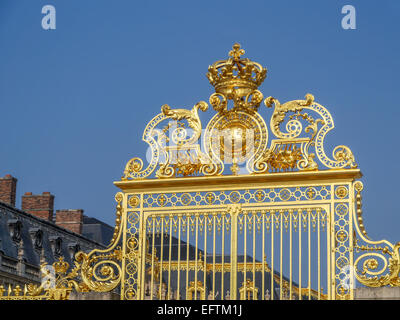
[82,215,114,246]
[0,201,106,285]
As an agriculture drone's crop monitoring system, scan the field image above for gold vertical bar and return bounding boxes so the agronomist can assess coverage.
[308,208,311,300]
[230,208,238,300]
[252,212,256,300]
[280,209,283,300]
[168,215,173,300]
[186,214,190,300]
[221,214,225,300]
[298,209,302,300]
[330,185,335,300]
[244,214,247,300]
[262,211,265,300]
[212,213,216,300]
[203,213,207,300]
[194,213,199,300]
[139,196,147,300]
[289,209,292,300]
[325,209,331,299]
[177,214,182,300]
[327,202,331,300]
[120,194,127,300]
[150,216,156,300]
[349,184,354,300]
[271,210,274,300]
[317,208,321,300]
[159,217,164,300]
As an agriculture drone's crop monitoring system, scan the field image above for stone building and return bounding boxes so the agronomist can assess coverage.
[0,174,114,288]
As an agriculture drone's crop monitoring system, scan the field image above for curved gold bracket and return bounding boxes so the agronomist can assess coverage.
[122,101,221,180]
[352,181,400,287]
[261,94,357,171]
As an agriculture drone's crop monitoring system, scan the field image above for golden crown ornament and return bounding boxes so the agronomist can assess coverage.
[207,43,267,113]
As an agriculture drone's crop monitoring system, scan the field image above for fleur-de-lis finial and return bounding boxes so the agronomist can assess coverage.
[13,285,22,296]
[229,43,245,61]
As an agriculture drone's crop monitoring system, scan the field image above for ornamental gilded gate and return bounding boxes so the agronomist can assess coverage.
[2,44,399,300]
[118,169,357,300]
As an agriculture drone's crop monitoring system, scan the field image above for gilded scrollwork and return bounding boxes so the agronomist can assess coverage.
[352,181,400,287]
[160,101,208,145]
[263,93,357,170]
[4,43,400,303]
[354,243,400,287]
[122,112,167,180]
[121,43,358,179]
[156,147,222,178]
[122,100,222,180]
[6,248,123,299]
[264,93,315,139]
[74,247,123,292]
[209,92,228,114]
[70,192,125,293]
[5,193,127,300]
[253,143,305,173]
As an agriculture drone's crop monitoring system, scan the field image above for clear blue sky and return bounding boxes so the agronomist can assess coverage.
[0,0,399,245]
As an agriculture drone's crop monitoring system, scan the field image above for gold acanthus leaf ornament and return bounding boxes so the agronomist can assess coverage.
[354,242,400,287]
[256,144,303,173]
[122,100,214,180]
[264,93,315,139]
[264,93,357,170]
[161,101,208,145]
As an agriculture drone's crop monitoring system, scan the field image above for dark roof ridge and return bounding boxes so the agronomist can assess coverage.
[0,201,105,248]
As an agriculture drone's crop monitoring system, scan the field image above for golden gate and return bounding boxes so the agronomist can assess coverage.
[1,44,399,300]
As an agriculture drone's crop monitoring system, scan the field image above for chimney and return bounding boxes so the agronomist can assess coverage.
[21,192,54,221]
[0,174,18,206]
[55,209,84,234]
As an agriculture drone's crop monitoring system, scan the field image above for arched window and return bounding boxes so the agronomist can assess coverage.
[187,281,205,300]
[8,219,22,243]
[239,279,259,300]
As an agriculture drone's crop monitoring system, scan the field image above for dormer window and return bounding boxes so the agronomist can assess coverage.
[49,236,63,257]
[68,243,80,260]
[29,228,43,250]
[55,238,62,256]
[8,219,22,243]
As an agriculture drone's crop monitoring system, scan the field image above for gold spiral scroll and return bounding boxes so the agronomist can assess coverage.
[352,181,400,287]
[122,101,209,180]
[74,192,125,292]
[122,112,168,180]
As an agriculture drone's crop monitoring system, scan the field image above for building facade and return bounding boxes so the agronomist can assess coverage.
[0,174,114,289]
